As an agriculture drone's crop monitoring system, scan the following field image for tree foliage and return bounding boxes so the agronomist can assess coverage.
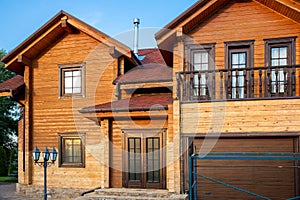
[0,49,19,150]
[8,148,17,176]
[0,146,7,176]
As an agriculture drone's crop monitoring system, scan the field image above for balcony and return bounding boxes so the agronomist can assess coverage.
[176,65,300,102]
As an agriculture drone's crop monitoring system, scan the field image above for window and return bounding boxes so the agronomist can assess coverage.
[271,47,288,93]
[58,133,85,168]
[264,37,296,95]
[230,50,248,99]
[187,43,215,99]
[128,138,141,181]
[59,63,85,97]
[146,137,160,183]
[225,40,254,99]
[193,51,209,96]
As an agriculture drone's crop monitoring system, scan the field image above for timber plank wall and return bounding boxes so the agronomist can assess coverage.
[189,0,300,69]
[28,31,118,189]
[181,99,300,134]
[179,1,300,135]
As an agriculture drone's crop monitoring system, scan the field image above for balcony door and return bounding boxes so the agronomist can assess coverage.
[123,130,165,189]
[228,48,250,99]
[225,41,253,99]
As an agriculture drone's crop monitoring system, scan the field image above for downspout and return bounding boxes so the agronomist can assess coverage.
[116,83,121,100]
[18,101,25,172]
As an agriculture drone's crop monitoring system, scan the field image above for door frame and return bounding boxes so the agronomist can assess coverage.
[122,129,166,189]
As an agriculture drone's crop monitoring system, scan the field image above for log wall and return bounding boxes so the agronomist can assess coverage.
[27,31,118,189]
[189,0,300,70]
[181,99,300,135]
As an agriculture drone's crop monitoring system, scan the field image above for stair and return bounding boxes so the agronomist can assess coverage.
[75,188,188,200]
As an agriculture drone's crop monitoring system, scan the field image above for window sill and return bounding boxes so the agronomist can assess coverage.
[59,163,85,168]
[59,94,85,99]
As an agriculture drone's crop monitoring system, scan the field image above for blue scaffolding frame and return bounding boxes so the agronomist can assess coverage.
[189,152,300,200]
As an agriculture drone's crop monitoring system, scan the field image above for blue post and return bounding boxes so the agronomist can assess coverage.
[189,155,193,200]
[193,156,197,199]
[44,160,47,200]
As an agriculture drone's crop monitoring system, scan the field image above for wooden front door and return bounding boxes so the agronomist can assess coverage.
[123,130,165,189]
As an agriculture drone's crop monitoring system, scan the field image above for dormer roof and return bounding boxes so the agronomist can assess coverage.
[114,48,172,84]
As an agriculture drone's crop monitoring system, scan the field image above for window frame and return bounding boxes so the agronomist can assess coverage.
[225,40,254,99]
[185,43,215,72]
[264,36,297,96]
[185,43,216,99]
[225,40,254,69]
[264,36,296,67]
[58,132,85,168]
[58,63,85,98]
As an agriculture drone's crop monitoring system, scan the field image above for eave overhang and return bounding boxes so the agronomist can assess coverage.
[79,94,173,122]
[1,10,133,75]
[81,109,169,124]
[0,75,25,98]
[155,0,300,48]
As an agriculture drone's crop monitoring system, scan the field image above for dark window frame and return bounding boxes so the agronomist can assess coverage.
[225,40,254,69]
[185,43,216,99]
[264,36,297,96]
[264,36,296,67]
[185,43,216,72]
[58,63,85,98]
[146,137,160,183]
[58,132,85,168]
[225,40,254,99]
[128,137,142,181]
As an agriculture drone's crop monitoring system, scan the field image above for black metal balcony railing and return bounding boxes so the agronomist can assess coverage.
[176,65,300,102]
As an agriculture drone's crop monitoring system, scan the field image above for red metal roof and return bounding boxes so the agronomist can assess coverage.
[116,64,172,84]
[114,48,172,84]
[0,75,24,92]
[79,93,172,113]
[138,48,167,66]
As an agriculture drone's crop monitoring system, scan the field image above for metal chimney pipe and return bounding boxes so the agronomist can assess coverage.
[133,18,140,57]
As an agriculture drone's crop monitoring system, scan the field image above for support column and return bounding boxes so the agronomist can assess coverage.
[100,119,110,188]
[24,64,33,185]
[172,99,181,193]
[173,28,185,194]
[17,115,25,184]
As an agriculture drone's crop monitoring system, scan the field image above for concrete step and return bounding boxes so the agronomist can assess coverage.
[75,188,188,200]
[76,194,175,200]
[95,188,170,198]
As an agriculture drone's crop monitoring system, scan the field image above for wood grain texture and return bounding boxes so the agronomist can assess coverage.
[193,137,296,200]
[24,30,119,189]
[188,0,300,70]
[181,99,300,134]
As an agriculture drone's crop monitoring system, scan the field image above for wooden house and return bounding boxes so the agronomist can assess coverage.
[0,0,300,199]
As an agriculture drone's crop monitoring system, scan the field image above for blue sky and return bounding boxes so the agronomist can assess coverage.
[0,0,198,52]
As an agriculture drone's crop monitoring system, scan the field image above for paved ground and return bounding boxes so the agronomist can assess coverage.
[0,182,37,200]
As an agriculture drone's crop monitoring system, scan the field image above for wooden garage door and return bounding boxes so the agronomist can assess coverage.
[192,137,299,200]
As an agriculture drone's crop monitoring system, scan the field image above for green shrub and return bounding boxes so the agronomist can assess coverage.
[0,146,7,176]
[8,148,17,177]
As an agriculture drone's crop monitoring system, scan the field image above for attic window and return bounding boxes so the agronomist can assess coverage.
[58,63,85,98]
